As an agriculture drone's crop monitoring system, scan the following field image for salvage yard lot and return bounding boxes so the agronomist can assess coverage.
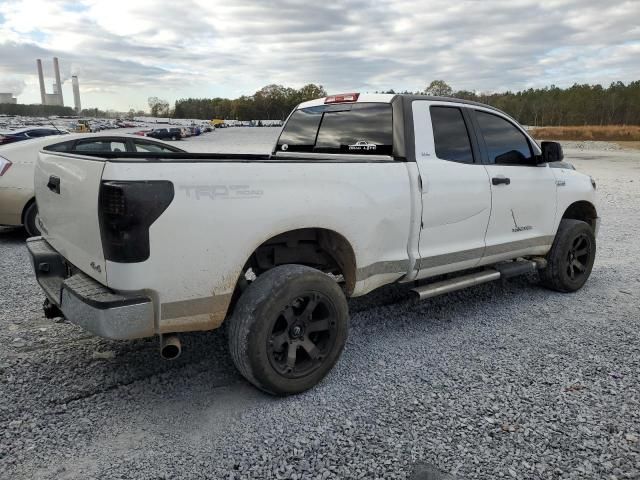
[1,131,639,479]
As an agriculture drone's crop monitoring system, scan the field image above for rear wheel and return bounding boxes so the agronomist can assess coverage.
[171,135,178,141]
[228,264,349,395]
[540,219,596,292]
[23,202,40,237]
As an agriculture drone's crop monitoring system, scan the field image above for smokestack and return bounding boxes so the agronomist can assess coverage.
[36,59,46,105]
[53,57,63,105]
[72,76,81,114]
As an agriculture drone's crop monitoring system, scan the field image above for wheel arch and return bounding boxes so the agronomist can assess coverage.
[227,227,358,314]
[561,201,598,231]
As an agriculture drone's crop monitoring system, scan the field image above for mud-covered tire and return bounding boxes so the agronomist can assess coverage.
[227,264,349,396]
[23,201,40,237]
[540,219,596,292]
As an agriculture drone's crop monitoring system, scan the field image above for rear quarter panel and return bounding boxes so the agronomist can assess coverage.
[102,160,412,333]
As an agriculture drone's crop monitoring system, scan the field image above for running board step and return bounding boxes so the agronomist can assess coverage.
[411,260,539,301]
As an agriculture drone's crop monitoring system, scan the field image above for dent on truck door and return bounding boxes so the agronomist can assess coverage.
[412,101,492,278]
[473,109,557,264]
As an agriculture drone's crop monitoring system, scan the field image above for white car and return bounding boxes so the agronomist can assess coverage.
[0,133,185,235]
[28,93,599,395]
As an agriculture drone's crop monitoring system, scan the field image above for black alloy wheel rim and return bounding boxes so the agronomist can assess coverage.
[566,233,591,281]
[267,292,338,379]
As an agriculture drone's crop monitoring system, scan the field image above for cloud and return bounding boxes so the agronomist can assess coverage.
[0,76,26,95]
[0,0,638,109]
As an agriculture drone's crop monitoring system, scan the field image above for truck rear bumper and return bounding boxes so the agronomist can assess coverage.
[27,237,155,340]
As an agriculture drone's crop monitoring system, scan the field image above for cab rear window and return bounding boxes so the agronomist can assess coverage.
[44,140,74,152]
[277,103,392,155]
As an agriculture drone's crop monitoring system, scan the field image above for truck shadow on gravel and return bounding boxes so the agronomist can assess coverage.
[0,226,29,244]
[2,219,546,416]
[10,274,540,408]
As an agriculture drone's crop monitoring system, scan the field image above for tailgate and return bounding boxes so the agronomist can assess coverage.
[35,151,107,284]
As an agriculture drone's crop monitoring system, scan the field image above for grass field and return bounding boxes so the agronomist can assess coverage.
[530,125,640,141]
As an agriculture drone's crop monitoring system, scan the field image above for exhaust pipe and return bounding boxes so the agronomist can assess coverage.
[160,334,181,360]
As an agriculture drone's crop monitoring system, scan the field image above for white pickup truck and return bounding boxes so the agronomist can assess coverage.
[28,93,599,395]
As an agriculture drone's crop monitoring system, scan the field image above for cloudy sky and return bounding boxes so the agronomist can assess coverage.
[0,0,638,111]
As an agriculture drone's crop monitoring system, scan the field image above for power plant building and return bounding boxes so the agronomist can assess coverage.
[72,76,81,113]
[0,93,17,104]
[36,57,66,107]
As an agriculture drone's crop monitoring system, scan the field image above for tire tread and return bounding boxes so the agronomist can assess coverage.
[227,264,346,395]
[540,219,595,292]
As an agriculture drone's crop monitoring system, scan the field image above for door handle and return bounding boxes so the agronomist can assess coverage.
[492,176,511,186]
[47,175,60,194]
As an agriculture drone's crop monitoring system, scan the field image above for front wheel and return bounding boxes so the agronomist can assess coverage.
[228,264,349,395]
[540,219,596,292]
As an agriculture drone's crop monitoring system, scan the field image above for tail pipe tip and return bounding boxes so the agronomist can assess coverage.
[160,334,182,360]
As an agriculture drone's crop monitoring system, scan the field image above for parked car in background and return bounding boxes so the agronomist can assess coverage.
[189,126,201,136]
[147,128,183,141]
[0,127,68,146]
[180,127,191,138]
[0,133,185,236]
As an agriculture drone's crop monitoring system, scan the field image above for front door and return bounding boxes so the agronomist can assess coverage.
[412,101,492,278]
[470,108,557,265]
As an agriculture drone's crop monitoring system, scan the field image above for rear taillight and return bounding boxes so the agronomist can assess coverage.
[0,156,12,176]
[324,93,359,104]
[99,181,174,263]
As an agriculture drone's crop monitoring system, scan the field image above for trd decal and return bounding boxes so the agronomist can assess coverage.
[180,185,263,200]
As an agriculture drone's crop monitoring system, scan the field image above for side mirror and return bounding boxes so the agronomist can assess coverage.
[541,141,564,163]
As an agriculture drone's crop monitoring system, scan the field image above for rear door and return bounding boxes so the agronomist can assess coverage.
[412,101,492,278]
[35,151,107,283]
[470,108,557,263]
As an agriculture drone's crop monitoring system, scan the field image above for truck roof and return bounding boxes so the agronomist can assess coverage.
[297,93,503,114]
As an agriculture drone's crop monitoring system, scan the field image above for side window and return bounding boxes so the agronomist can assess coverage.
[475,110,533,165]
[74,140,127,153]
[277,103,393,156]
[135,141,178,153]
[430,106,474,164]
[277,107,323,152]
[44,140,74,152]
[26,129,49,138]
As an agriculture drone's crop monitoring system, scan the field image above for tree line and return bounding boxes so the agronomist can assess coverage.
[446,81,640,126]
[169,80,640,125]
[2,80,638,125]
[0,103,76,117]
[168,84,327,121]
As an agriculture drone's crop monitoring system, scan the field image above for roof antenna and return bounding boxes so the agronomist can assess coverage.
[48,119,63,134]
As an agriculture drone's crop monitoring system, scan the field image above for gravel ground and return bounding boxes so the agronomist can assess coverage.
[1,135,639,480]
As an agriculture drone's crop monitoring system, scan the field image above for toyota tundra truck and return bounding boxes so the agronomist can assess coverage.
[27,93,600,395]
